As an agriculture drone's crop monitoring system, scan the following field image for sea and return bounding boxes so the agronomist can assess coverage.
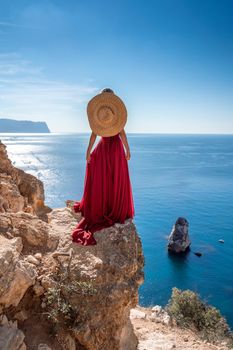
[1,132,233,328]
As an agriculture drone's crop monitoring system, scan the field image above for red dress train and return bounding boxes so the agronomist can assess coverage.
[71,132,135,245]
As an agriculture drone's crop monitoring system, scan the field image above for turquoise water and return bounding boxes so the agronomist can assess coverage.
[1,133,233,328]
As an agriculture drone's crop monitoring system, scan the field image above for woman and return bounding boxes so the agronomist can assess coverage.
[71,88,135,245]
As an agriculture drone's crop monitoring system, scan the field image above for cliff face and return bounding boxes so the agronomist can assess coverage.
[0,119,50,133]
[0,141,145,350]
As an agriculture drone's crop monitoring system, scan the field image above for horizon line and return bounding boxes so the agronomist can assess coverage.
[1,132,233,136]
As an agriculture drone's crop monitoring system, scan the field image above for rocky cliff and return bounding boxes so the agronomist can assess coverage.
[0,140,145,350]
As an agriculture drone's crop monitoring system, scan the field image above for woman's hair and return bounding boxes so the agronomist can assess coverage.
[101,88,114,94]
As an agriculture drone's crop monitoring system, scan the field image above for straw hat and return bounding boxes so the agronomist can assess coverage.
[87,88,127,137]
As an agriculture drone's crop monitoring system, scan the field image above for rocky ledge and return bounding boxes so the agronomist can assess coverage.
[0,140,144,350]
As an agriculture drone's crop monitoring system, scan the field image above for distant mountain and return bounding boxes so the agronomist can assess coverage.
[0,119,51,133]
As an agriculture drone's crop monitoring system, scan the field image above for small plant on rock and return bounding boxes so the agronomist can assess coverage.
[42,269,97,329]
[166,287,233,346]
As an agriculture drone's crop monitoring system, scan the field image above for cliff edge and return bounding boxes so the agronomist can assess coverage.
[0,140,145,350]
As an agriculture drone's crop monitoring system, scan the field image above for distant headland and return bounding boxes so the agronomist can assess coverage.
[0,118,51,133]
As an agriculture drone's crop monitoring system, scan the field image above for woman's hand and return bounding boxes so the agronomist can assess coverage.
[120,129,131,161]
[86,132,97,163]
[86,151,91,163]
[125,149,131,160]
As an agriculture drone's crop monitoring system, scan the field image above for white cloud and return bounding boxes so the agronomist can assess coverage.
[0,53,99,132]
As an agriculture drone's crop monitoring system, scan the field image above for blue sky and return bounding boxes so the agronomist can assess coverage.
[0,0,232,133]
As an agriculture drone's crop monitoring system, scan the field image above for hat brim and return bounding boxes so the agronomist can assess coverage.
[87,92,127,137]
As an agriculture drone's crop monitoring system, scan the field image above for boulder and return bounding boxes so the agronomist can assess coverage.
[0,315,26,350]
[0,236,36,308]
[0,325,26,350]
[144,305,171,325]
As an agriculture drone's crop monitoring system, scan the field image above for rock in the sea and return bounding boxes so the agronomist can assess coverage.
[167,217,191,253]
[194,252,202,257]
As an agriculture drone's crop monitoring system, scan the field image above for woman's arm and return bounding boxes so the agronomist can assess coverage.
[86,131,97,162]
[119,128,131,160]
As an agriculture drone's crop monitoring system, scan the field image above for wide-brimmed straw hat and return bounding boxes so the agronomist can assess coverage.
[87,88,127,137]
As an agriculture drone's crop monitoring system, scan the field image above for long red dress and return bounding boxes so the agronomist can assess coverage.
[71,132,135,245]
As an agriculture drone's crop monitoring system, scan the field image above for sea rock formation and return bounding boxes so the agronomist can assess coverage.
[167,217,191,253]
[0,140,145,350]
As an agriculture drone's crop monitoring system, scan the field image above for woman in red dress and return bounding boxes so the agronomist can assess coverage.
[71,88,135,245]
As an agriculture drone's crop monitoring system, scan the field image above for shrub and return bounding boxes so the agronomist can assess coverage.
[166,287,233,346]
[42,270,97,329]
